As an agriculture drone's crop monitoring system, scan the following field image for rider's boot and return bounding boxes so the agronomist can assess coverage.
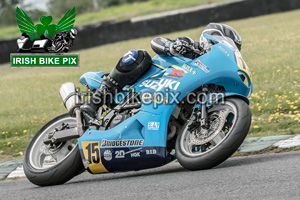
[80,76,119,118]
[80,88,104,118]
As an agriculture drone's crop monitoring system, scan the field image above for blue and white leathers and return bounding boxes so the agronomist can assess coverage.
[78,34,252,173]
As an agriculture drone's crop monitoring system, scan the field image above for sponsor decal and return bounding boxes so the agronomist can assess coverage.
[96,147,166,172]
[168,69,184,78]
[170,65,188,73]
[146,149,157,155]
[130,152,141,158]
[162,69,185,80]
[101,139,144,147]
[115,150,125,158]
[148,122,160,130]
[103,150,113,161]
[182,64,197,75]
[138,78,181,91]
[163,69,185,80]
[194,60,211,73]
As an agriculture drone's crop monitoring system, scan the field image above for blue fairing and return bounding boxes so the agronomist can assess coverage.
[79,71,107,91]
[78,36,252,173]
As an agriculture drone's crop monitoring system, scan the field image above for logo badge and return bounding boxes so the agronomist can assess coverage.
[12,7,79,68]
[103,150,113,161]
[148,122,160,130]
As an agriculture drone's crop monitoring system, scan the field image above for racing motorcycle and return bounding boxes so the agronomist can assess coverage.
[23,33,252,186]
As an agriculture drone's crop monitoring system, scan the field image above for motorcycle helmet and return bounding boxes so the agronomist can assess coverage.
[200,23,242,51]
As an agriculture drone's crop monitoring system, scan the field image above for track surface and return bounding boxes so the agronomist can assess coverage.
[1,151,300,200]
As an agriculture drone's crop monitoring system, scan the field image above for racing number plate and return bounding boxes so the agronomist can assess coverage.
[81,141,108,173]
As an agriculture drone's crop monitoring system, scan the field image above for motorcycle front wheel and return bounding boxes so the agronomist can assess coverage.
[23,113,84,186]
[175,98,251,170]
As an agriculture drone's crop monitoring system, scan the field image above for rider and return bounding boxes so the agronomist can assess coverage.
[80,23,242,117]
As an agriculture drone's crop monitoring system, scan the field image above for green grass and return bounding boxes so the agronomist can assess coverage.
[1,8,300,161]
[75,0,228,25]
[0,0,229,39]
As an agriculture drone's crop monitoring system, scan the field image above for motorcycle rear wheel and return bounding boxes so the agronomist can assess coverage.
[23,113,84,186]
[175,98,251,170]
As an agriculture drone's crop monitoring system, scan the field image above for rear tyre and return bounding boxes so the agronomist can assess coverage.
[175,98,251,170]
[23,113,84,186]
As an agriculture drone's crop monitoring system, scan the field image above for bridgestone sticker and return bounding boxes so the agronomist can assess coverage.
[101,139,144,147]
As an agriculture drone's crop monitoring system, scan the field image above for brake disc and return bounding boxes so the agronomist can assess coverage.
[190,111,226,145]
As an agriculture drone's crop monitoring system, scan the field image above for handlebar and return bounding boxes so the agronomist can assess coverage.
[181,44,203,56]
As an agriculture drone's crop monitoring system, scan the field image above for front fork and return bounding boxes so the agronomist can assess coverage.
[199,86,209,128]
[188,85,209,131]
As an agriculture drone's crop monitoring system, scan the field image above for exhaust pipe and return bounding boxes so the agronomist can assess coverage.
[59,82,82,116]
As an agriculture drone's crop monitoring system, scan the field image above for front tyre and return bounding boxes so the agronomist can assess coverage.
[175,98,251,170]
[24,113,84,186]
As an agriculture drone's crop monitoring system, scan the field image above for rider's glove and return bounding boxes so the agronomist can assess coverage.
[169,39,190,56]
